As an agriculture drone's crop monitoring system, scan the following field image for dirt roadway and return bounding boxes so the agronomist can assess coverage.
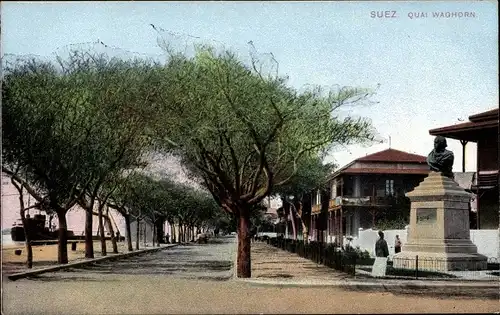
[2,237,498,314]
[2,275,499,314]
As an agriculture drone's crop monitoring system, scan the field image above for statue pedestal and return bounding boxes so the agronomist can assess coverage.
[393,172,487,271]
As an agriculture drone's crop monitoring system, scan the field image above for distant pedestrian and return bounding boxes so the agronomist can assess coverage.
[394,235,402,254]
[375,231,389,258]
[165,233,170,244]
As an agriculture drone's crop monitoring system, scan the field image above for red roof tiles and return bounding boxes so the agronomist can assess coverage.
[341,168,430,175]
[329,148,430,179]
[355,148,427,163]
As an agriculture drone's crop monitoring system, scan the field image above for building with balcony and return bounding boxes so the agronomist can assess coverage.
[429,108,498,229]
[309,148,430,243]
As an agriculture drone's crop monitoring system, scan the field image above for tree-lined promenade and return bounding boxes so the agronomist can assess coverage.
[2,39,378,277]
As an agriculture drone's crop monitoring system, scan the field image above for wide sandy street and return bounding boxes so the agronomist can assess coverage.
[2,237,499,314]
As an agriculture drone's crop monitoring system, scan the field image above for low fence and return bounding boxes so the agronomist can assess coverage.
[258,236,357,275]
[373,256,500,281]
[258,236,500,281]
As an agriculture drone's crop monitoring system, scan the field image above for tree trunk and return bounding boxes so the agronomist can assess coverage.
[85,208,94,258]
[156,220,162,247]
[301,220,309,244]
[18,192,33,268]
[237,210,251,278]
[297,201,306,242]
[152,220,157,247]
[135,219,140,250]
[98,204,107,256]
[155,219,164,245]
[289,205,297,240]
[125,214,133,251]
[105,209,118,254]
[143,222,147,247]
[57,211,69,264]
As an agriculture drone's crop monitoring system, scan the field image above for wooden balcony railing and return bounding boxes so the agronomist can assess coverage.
[329,196,391,207]
[477,170,498,188]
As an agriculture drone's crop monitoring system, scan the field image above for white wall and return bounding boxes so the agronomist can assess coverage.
[347,228,499,259]
[470,230,499,259]
[347,228,407,257]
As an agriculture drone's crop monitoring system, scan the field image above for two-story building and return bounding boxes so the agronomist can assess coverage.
[429,108,498,229]
[310,148,430,244]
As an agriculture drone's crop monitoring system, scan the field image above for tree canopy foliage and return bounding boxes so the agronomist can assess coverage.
[149,41,378,277]
[152,46,377,216]
[2,38,378,276]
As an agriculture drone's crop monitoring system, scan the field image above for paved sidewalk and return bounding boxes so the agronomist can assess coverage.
[250,241,352,281]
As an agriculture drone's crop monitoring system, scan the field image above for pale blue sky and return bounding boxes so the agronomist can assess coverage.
[2,1,498,171]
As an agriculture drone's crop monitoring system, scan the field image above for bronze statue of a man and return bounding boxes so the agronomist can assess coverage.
[427,136,454,178]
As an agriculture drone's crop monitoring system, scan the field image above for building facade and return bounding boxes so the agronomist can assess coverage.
[429,108,498,229]
[310,148,430,244]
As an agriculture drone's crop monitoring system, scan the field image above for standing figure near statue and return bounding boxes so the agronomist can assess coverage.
[394,234,402,254]
[427,136,454,179]
[375,231,389,258]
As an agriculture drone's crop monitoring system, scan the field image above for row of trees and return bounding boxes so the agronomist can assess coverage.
[108,172,222,250]
[2,35,378,277]
[1,52,222,267]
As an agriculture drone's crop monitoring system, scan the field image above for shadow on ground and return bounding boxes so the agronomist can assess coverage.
[25,274,122,282]
[64,259,232,275]
[256,273,294,279]
[4,237,237,282]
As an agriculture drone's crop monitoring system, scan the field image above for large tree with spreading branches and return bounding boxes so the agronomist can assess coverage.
[151,41,379,277]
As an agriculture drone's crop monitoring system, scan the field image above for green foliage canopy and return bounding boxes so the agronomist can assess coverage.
[152,45,378,215]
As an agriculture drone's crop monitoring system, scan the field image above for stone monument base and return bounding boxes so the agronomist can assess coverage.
[394,171,489,273]
[393,251,487,272]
